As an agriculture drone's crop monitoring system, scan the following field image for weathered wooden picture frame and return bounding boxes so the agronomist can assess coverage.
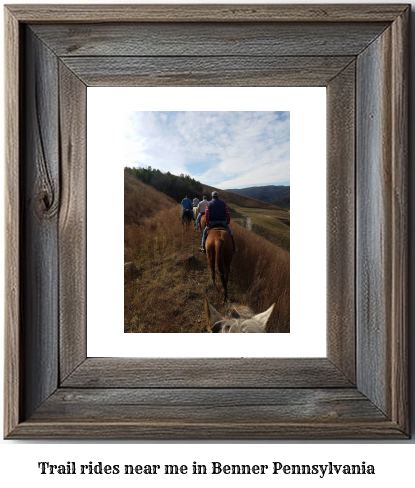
[4,4,409,439]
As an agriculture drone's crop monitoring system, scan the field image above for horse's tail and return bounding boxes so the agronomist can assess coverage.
[215,237,226,282]
[215,236,229,301]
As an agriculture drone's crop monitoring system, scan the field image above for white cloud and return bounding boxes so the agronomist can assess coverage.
[124,111,290,187]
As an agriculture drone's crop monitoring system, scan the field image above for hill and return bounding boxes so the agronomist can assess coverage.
[125,166,203,203]
[226,185,290,210]
[201,183,290,251]
[125,171,176,226]
[228,203,290,251]
[202,184,282,210]
[125,171,178,263]
[125,170,290,251]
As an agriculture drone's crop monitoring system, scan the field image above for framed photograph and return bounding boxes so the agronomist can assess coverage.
[121,106,292,335]
[4,4,409,439]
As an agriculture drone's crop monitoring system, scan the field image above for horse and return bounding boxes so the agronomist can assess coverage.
[204,295,275,333]
[181,208,192,230]
[199,214,206,232]
[205,227,233,302]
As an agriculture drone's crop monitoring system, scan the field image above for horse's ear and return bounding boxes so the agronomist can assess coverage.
[210,322,224,333]
[204,295,223,332]
[252,303,275,330]
[231,307,240,318]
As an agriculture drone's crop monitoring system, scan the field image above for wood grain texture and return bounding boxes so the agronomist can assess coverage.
[326,62,356,383]
[389,8,409,433]
[31,22,388,57]
[6,4,409,23]
[4,7,21,438]
[58,63,87,382]
[355,14,409,430]
[8,419,406,441]
[32,388,386,422]
[62,358,352,389]
[61,56,354,87]
[356,27,397,418]
[21,28,60,420]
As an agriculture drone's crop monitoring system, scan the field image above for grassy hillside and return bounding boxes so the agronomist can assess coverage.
[125,171,178,263]
[201,183,290,249]
[124,171,176,226]
[227,185,290,210]
[124,175,290,333]
[125,166,203,203]
[228,203,290,252]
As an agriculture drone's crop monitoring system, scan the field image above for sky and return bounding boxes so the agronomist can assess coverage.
[124,111,290,189]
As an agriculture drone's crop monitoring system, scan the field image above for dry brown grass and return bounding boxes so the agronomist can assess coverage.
[124,171,176,226]
[125,171,178,262]
[230,223,290,332]
[125,209,290,333]
[124,207,211,333]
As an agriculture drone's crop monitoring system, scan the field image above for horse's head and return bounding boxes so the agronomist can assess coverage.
[204,296,274,333]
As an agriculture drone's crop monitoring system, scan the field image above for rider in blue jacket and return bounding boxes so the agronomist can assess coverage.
[180,195,194,220]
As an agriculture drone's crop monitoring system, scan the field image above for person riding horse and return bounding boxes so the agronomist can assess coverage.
[180,195,194,221]
[195,195,209,230]
[200,191,235,253]
[192,196,200,220]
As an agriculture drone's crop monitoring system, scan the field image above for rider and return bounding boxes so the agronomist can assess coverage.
[195,195,209,229]
[192,196,200,220]
[180,195,194,221]
[200,191,234,253]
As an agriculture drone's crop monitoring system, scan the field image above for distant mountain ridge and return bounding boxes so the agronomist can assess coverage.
[226,185,290,210]
[201,184,282,211]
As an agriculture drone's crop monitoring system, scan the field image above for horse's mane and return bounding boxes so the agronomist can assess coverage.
[211,318,266,333]
[206,298,274,333]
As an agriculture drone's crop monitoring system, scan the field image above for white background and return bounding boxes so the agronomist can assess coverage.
[87,86,326,357]
[1,0,414,485]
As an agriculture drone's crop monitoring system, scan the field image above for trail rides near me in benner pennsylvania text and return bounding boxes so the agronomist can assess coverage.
[38,461,374,477]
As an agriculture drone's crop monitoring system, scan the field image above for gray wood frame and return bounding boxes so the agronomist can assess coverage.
[4,4,409,439]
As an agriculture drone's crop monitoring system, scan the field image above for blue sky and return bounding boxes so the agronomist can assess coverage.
[124,111,290,189]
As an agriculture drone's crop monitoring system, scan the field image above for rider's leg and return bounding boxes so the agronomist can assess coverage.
[200,227,208,252]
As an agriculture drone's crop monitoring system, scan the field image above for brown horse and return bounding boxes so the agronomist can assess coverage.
[205,228,233,302]
[204,296,275,332]
[181,209,192,230]
[199,214,206,232]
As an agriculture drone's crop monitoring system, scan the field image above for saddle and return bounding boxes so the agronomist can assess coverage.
[209,223,227,230]
[206,224,235,254]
